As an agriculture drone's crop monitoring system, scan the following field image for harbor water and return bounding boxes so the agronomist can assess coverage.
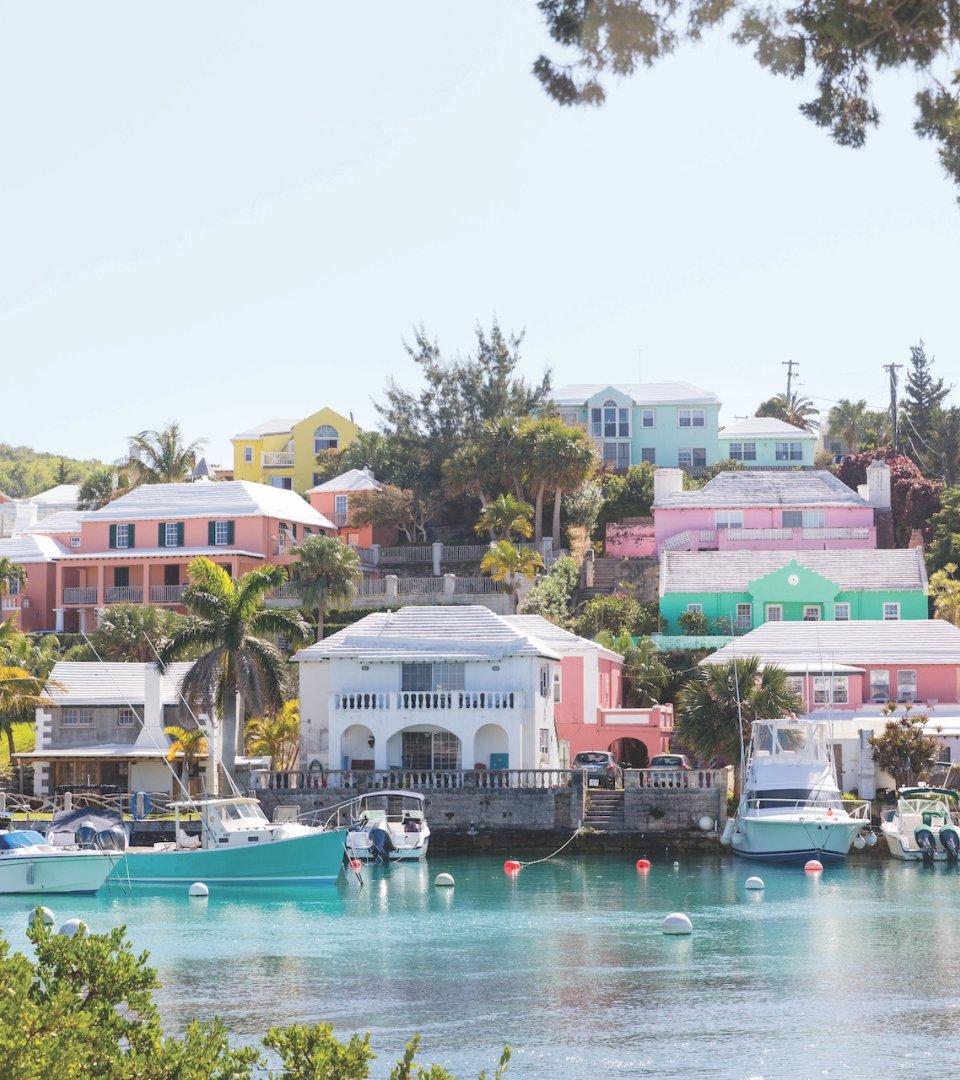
[1,852,958,1078]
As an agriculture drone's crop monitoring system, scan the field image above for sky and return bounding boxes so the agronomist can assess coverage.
[3,2,960,470]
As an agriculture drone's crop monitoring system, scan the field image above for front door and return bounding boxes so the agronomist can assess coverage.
[164,565,180,586]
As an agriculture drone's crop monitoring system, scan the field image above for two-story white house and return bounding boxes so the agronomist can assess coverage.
[295,606,562,773]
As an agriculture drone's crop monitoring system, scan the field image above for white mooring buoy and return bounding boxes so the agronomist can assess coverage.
[745,876,765,890]
[59,918,87,938]
[434,872,455,887]
[30,907,55,928]
[662,912,693,935]
[853,834,866,850]
[188,882,209,897]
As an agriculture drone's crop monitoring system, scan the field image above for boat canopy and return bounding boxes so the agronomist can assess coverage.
[898,788,960,801]
[0,830,47,850]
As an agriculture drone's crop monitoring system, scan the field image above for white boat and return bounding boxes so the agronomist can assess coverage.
[880,787,960,862]
[345,791,430,862]
[0,829,117,894]
[721,717,871,863]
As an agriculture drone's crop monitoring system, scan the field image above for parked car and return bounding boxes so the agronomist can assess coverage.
[649,754,695,770]
[571,751,623,790]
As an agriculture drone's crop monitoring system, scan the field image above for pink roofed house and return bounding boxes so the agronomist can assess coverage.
[306,468,399,550]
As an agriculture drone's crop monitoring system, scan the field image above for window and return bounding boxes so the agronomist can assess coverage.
[897,670,918,703]
[870,670,890,702]
[402,730,461,770]
[602,442,630,469]
[678,408,705,428]
[692,448,707,468]
[686,603,703,613]
[775,442,804,461]
[553,670,562,703]
[270,476,293,489]
[715,510,743,530]
[803,606,821,621]
[834,603,850,621]
[814,676,848,704]
[678,448,692,468]
[883,602,900,621]
[640,408,655,428]
[560,410,580,427]
[936,745,951,766]
[63,709,93,726]
[735,602,752,628]
[211,520,234,546]
[314,424,339,453]
[114,567,129,588]
[70,535,81,549]
[313,473,323,486]
[539,665,550,698]
[786,675,804,704]
[334,494,349,526]
[5,575,21,596]
[641,447,656,464]
[118,707,140,727]
[539,728,550,755]
[591,401,629,439]
[766,605,783,622]
[401,662,465,692]
[728,441,757,461]
[244,446,253,463]
[782,510,825,528]
[161,522,184,548]
[109,523,134,549]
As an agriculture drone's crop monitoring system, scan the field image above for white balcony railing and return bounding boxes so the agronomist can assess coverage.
[105,586,144,604]
[149,584,187,603]
[262,452,295,467]
[63,587,99,605]
[332,689,523,713]
[802,527,870,539]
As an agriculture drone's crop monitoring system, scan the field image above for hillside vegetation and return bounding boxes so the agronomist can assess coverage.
[0,443,103,499]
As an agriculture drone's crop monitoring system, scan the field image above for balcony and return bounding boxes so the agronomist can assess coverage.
[63,587,98,605]
[331,689,524,714]
[150,584,187,603]
[334,512,349,527]
[105,586,144,604]
[262,452,294,467]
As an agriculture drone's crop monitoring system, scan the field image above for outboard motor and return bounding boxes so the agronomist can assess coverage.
[940,827,960,861]
[75,824,98,849]
[368,826,395,865]
[915,826,937,862]
[96,825,128,852]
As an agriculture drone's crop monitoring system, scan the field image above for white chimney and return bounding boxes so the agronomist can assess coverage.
[134,663,168,749]
[866,460,891,509]
[12,501,38,537]
[653,468,684,504]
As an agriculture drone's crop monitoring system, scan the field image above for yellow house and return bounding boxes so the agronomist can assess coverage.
[231,408,361,494]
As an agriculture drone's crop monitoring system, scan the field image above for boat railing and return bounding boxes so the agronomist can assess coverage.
[740,796,871,819]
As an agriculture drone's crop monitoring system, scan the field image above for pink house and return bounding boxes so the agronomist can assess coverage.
[505,615,673,765]
[652,465,888,553]
[2,480,335,633]
[306,468,399,550]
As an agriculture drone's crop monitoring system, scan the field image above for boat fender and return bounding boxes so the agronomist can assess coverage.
[131,792,150,821]
[720,820,736,846]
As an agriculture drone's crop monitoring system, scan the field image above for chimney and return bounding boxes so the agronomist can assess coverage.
[134,663,168,749]
[12,501,38,537]
[866,459,891,509]
[653,468,684,504]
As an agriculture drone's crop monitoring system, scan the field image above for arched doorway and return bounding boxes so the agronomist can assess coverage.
[609,737,649,768]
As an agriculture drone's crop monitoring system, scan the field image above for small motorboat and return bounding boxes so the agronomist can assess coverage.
[721,717,871,863]
[0,829,117,895]
[880,787,960,862]
[345,791,430,862]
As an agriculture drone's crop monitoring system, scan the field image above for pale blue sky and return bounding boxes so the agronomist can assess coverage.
[3,3,959,469]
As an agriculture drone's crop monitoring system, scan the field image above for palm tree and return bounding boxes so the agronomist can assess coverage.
[158,558,310,789]
[480,541,544,613]
[541,426,597,549]
[77,603,183,662]
[0,557,27,601]
[0,665,53,765]
[0,624,60,680]
[244,700,300,772]
[292,535,363,642]
[675,657,802,790]
[756,392,820,432]
[826,398,869,455]
[475,494,534,542]
[163,724,208,794]
[127,422,206,484]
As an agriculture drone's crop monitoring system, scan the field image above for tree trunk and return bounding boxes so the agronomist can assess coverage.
[220,689,239,792]
[533,483,545,545]
[551,487,563,549]
[316,606,324,643]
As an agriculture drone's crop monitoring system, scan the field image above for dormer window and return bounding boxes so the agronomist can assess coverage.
[314,425,339,453]
[591,401,629,439]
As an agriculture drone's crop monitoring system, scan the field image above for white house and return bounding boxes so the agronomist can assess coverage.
[294,605,562,773]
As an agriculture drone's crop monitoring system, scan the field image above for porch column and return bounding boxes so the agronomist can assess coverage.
[432,542,443,576]
[385,574,399,602]
[54,608,65,633]
[443,574,455,599]
[96,563,105,606]
[142,561,151,605]
[78,608,88,634]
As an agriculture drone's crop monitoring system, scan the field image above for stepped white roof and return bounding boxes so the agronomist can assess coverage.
[552,381,719,406]
[28,484,80,507]
[655,470,867,509]
[661,549,927,594]
[84,480,334,528]
[307,468,382,494]
[296,605,561,662]
[704,620,960,669]
[23,510,89,534]
[43,662,195,706]
[503,614,623,663]
[0,533,69,562]
[718,417,817,440]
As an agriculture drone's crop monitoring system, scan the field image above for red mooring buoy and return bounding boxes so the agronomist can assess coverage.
[804,859,824,873]
[503,859,522,874]
[636,858,652,871]
[349,859,362,872]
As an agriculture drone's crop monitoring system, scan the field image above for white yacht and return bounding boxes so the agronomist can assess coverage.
[345,791,430,862]
[721,717,871,863]
[0,829,117,894]
[880,787,960,862]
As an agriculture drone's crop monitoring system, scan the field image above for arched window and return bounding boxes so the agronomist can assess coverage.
[314,424,339,453]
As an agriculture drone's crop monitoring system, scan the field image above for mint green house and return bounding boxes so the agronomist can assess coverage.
[659,549,928,632]
[716,417,818,469]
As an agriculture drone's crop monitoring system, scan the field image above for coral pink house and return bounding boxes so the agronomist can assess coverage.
[505,615,673,766]
[653,465,888,553]
[307,468,398,550]
[1,480,335,633]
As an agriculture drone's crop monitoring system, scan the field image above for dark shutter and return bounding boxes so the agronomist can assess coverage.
[177,522,184,547]
[158,523,165,546]
[128,524,135,548]
[208,521,216,545]
[109,524,117,549]
[226,520,235,544]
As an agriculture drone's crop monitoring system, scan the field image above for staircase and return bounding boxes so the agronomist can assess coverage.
[577,558,627,602]
[582,790,626,831]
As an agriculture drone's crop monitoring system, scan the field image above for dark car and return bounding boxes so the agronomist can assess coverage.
[571,751,623,790]
[649,754,695,771]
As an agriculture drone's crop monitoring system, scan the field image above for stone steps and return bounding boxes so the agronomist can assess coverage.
[583,790,626,830]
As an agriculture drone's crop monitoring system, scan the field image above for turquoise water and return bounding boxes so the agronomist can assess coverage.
[1,853,959,1078]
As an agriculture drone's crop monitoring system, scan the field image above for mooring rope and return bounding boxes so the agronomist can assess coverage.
[514,826,584,869]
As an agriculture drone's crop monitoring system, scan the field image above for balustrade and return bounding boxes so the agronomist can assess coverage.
[332,689,521,712]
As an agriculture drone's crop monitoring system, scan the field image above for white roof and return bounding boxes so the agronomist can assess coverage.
[27,484,80,507]
[23,510,89,535]
[718,417,818,440]
[660,548,927,594]
[0,533,69,563]
[17,744,169,760]
[551,382,720,406]
[295,605,561,662]
[44,662,196,706]
[307,468,382,494]
[84,480,335,528]
[704,620,960,668]
[655,470,867,509]
[503,614,623,663]
[233,418,297,438]
[804,707,960,739]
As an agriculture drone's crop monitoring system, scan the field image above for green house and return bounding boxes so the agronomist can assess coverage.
[659,549,928,633]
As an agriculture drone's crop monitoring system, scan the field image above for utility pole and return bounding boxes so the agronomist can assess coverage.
[883,362,903,454]
[782,359,799,400]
